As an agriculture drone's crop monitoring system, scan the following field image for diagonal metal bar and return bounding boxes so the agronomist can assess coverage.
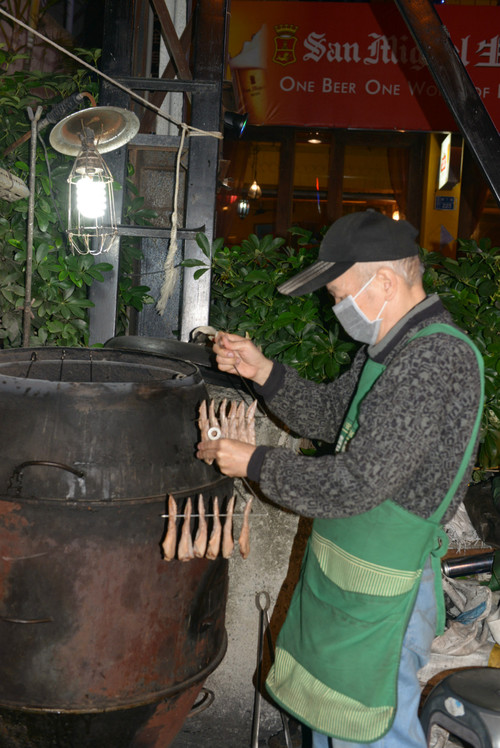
[150,0,192,81]
[140,6,193,133]
[394,0,500,207]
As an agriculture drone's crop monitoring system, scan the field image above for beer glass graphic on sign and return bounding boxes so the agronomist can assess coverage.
[230,25,268,124]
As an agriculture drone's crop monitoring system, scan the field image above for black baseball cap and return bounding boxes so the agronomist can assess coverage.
[278,210,419,296]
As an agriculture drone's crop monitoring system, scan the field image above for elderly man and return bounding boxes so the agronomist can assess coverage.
[196,210,484,748]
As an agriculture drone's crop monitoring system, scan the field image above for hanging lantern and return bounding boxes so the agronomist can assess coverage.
[248,145,262,200]
[237,198,250,218]
[248,179,262,200]
[66,128,117,255]
[49,106,140,255]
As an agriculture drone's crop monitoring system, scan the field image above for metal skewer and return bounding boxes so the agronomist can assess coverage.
[251,591,293,748]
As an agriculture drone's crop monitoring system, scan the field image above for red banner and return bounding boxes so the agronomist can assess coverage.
[228,2,500,131]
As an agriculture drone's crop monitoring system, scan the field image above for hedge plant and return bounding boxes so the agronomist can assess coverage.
[422,239,500,474]
[183,228,358,382]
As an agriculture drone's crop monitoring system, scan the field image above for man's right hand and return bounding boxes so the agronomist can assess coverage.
[213,332,273,386]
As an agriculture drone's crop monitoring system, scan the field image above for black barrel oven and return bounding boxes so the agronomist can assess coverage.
[0,347,232,748]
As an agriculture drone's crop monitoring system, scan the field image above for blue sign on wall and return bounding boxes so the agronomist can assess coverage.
[435,196,456,211]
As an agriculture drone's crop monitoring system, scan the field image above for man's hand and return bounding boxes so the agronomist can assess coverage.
[196,438,256,478]
[214,332,273,386]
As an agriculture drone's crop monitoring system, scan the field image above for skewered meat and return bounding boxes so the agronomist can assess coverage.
[219,398,228,438]
[228,400,238,439]
[208,399,218,430]
[162,495,177,561]
[236,401,247,442]
[206,497,221,560]
[198,400,214,464]
[193,493,208,558]
[238,496,253,559]
[198,398,257,451]
[178,497,194,562]
[222,495,235,559]
[246,399,258,446]
[198,400,209,441]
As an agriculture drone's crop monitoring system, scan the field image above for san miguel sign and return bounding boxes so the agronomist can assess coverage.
[228,2,500,131]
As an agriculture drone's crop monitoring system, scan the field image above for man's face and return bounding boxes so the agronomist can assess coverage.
[326,266,381,320]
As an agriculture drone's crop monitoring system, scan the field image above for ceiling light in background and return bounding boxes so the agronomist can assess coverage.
[248,179,262,200]
[247,145,262,199]
[307,131,322,144]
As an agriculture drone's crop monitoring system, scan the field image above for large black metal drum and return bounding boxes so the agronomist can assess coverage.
[0,347,232,747]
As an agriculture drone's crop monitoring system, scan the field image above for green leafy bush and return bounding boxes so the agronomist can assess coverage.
[422,239,500,473]
[183,228,358,382]
[0,48,152,347]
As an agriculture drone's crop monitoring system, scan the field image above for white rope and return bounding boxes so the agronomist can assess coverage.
[156,124,187,315]
[0,7,222,140]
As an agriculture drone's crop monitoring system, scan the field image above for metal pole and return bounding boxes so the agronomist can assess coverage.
[23,105,42,348]
[394,0,500,208]
[179,0,227,341]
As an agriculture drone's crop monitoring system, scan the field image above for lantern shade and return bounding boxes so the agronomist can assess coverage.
[49,107,140,156]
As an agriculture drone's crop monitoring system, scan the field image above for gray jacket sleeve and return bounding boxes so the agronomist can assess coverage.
[254,334,482,521]
[254,350,366,443]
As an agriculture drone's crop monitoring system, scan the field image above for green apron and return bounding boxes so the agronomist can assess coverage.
[266,323,484,742]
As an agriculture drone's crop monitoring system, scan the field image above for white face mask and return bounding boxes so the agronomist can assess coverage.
[332,275,387,345]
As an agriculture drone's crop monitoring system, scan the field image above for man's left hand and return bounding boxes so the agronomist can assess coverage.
[196,438,255,477]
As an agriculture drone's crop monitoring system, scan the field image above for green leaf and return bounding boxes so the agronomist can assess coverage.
[193,267,209,280]
[181,258,208,268]
[196,232,212,257]
[264,340,293,357]
[35,242,51,263]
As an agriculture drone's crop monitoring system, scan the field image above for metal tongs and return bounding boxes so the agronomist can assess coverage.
[251,591,293,748]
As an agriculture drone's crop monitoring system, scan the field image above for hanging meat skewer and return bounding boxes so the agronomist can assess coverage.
[178,497,194,562]
[227,400,238,439]
[222,495,235,559]
[162,494,178,562]
[236,401,247,442]
[206,497,222,560]
[196,399,255,559]
[219,398,228,438]
[198,398,258,446]
[238,497,253,559]
[193,493,208,558]
[246,399,258,445]
[198,400,212,464]
[198,400,209,441]
[208,399,218,431]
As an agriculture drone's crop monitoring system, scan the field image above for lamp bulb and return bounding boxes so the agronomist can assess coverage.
[76,176,107,219]
[248,180,262,200]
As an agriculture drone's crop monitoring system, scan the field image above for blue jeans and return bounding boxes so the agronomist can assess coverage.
[311,560,437,748]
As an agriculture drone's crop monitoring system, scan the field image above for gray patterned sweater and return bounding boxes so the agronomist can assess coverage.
[247,295,483,522]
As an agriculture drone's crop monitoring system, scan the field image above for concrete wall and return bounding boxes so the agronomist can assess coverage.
[172,382,311,747]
